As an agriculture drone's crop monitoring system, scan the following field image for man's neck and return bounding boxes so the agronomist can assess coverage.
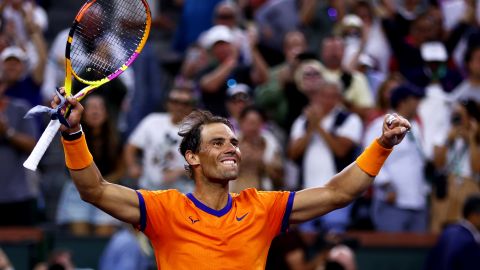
[193,179,230,211]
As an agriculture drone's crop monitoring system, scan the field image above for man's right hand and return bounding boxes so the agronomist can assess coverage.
[51,87,84,133]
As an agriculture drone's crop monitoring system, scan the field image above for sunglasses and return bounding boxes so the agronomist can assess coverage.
[229,93,250,102]
[303,71,321,78]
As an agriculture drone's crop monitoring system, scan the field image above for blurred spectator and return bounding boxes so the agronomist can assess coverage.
[2,23,48,107]
[266,229,310,270]
[410,41,463,93]
[229,105,283,193]
[172,0,223,53]
[451,45,480,103]
[206,1,254,66]
[197,24,268,117]
[122,43,165,140]
[124,87,196,192]
[255,31,308,131]
[319,36,374,121]
[99,226,154,270]
[40,28,68,103]
[300,0,345,56]
[0,0,48,67]
[364,84,429,232]
[225,83,253,132]
[56,94,123,236]
[254,0,300,66]
[326,244,357,270]
[352,0,391,75]
[354,53,386,98]
[337,14,365,72]
[0,0,47,44]
[425,194,480,270]
[378,0,429,40]
[178,44,209,82]
[417,42,463,159]
[0,247,13,270]
[365,73,403,125]
[429,99,480,232]
[449,0,480,71]
[381,9,441,83]
[237,0,268,20]
[289,80,363,233]
[0,75,38,226]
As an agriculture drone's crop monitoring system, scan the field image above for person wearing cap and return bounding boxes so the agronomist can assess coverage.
[1,8,48,108]
[197,24,268,118]
[211,1,253,66]
[338,14,364,71]
[416,42,463,160]
[411,41,463,93]
[363,84,430,232]
[225,83,253,133]
[425,194,480,270]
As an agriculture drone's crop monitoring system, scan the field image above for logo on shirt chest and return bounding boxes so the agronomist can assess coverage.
[236,213,249,222]
[188,216,200,224]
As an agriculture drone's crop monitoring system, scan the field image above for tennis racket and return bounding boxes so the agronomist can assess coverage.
[23,0,151,171]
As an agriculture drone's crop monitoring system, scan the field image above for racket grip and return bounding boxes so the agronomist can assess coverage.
[23,120,62,171]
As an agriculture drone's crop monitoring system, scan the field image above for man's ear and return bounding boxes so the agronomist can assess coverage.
[185,150,200,166]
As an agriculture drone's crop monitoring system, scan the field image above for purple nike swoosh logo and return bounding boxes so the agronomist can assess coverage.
[236,213,248,221]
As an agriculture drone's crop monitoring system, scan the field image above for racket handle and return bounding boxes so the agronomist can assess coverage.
[23,120,62,171]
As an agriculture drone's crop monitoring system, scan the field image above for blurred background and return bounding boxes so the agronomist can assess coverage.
[0,0,480,269]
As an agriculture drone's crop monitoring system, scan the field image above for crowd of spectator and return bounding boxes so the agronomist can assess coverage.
[1,0,480,269]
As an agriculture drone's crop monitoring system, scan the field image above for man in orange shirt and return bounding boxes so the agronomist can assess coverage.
[54,88,410,269]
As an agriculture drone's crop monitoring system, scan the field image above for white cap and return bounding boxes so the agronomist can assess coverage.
[227,83,250,97]
[421,42,447,62]
[1,46,28,62]
[200,25,234,49]
[342,14,363,28]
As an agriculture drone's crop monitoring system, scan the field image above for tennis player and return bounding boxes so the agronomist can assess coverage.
[54,89,410,269]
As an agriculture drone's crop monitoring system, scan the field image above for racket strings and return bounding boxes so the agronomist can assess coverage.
[70,0,148,81]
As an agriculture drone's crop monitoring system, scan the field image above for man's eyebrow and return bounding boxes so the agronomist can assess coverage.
[209,137,226,143]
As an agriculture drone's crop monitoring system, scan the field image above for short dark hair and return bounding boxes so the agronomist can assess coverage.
[178,110,233,178]
[239,105,267,122]
[463,194,480,219]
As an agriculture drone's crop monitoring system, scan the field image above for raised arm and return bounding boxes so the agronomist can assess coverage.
[290,114,410,223]
[53,90,140,226]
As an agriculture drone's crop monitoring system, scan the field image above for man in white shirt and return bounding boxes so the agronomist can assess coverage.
[364,84,430,232]
[288,79,363,233]
[124,88,196,192]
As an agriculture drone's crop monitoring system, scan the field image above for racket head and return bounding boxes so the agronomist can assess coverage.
[65,0,151,98]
